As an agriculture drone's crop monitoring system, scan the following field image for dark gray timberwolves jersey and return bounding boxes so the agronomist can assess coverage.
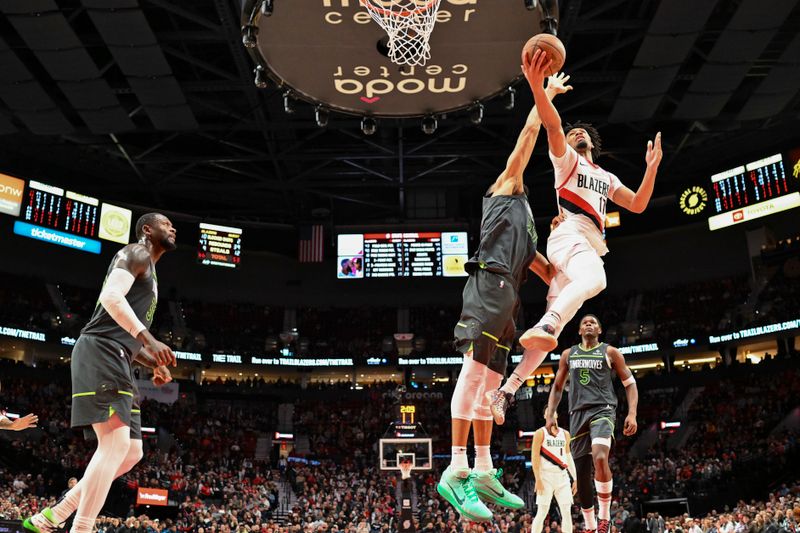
[567,343,617,412]
[81,246,158,358]
[465,192,538,289]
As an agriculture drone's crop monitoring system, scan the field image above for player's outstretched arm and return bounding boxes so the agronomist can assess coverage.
[608,346,638,436]
[492,71,571,196]
[545,350,570,435]
[610,132,662,213]
[526,50,568,158]
[0,413,38,431]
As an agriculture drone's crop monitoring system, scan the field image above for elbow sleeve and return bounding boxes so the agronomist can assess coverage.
[98,269,146,338]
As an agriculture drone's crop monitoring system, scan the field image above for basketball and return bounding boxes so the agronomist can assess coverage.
[522,33,566,76]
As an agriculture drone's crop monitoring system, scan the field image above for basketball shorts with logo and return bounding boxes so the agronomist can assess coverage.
[71,334,136,431]
[568,405,616,459]
[546,224,605,274]
[454,268,517,376]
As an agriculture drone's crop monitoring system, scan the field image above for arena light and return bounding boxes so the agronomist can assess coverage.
[315,106,329,128]
[260,0,273,16]
[274,432,294,440]
[283,91,296,114]
[469,102,484,125]
[659,421,681,430]
[253,65,268,89]
[142,426,156,434]
[421,115,438,135]
[4,412,19,419]
[504,87,516,110]
[517,430,536,438]
[242,25,257,49]
[361,116,378,136]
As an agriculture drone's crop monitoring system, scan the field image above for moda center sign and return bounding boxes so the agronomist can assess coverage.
[243,0,557,116]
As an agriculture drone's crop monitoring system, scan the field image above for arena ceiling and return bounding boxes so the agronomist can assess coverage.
[0,0,798,231]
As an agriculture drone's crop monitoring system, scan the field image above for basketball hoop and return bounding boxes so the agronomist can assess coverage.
[360,0,442,66]
[399,462,413,480]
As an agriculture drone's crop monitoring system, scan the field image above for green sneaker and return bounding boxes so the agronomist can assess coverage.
[22,507,59,532]
[472,468,525,509]
[437,466,493,522]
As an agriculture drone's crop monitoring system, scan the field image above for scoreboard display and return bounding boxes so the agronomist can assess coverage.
[198,222,242,268]
[708,153,799,231]
[337,231,468,278]
[23,181,99,238]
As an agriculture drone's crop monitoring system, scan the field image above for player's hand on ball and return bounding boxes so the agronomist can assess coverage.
[623,414,638,436]
[9,413,38,431]
[522,49,553,89]
[546,72,572,96]
[645,131,662,169]
[152,366,173,387]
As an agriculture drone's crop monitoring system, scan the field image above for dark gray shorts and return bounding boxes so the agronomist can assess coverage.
[569,405,616,459]
[454,269,518,376]
[84,409,141,441]
[71,334,136,429]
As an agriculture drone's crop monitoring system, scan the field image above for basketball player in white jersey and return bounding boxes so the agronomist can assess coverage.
[524,47,662,352]
[485,48,661,417]
[531,408,576,533]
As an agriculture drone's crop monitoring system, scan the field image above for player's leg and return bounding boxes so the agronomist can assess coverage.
[493,272,568,410]
[473,353,524,509]
[27,420,144,531]
[522,246,606,351]
[575,454,597,533]
[554,480,574,533]
[70,414,132,532]
[587,408,615,533]
[439,347,493,522]
[532,483,556,533]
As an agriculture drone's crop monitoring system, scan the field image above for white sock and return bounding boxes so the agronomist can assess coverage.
[451,446,468,470]
[596,479,613,520]
[474,445,492,472]
[582,508,597,531]
[501,348,548,395]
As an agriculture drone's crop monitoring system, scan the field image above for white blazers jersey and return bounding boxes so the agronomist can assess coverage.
[549,145,622,256]
[538,427,570,476]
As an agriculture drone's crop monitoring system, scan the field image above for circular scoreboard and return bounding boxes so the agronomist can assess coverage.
[242,0,557,117]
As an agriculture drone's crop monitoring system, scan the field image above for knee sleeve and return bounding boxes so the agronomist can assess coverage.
[473,369,503,421]
[575,454,595,510]
[451,357,488,420]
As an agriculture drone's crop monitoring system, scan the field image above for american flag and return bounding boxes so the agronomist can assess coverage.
[298,224,324,263]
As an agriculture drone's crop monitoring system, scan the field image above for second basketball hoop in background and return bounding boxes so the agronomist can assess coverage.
[361,0,442,66]
[522,33,566,76]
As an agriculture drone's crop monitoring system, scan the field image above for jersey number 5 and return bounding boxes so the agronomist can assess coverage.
[579,369,591,385]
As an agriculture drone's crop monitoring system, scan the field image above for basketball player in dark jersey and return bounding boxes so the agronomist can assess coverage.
[545,315,638,533]
[24,213,176,533]
[437,65,572,523]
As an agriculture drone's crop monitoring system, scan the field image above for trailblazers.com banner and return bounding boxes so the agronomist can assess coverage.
[136,488,169,506]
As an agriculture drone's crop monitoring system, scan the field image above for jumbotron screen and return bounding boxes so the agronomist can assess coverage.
[708,153,799,231]
[337,231,469,278]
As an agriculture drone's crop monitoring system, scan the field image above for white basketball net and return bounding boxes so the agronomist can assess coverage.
[361,0,442,66]
[399,462,413,479]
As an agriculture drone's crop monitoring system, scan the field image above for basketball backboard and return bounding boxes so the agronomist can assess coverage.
[379,438,432,471]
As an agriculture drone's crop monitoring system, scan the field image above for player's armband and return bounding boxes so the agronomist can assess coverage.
[622,375,636,387]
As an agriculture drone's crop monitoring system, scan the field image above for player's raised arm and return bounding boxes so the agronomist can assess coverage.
[607,346,638,436]
[492,69,572,196]
[610,132,662,214]
[545,348,571,435]
[526,50,568,158]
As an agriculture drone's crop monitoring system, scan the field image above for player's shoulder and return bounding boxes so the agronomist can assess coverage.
[116,243,151,267]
